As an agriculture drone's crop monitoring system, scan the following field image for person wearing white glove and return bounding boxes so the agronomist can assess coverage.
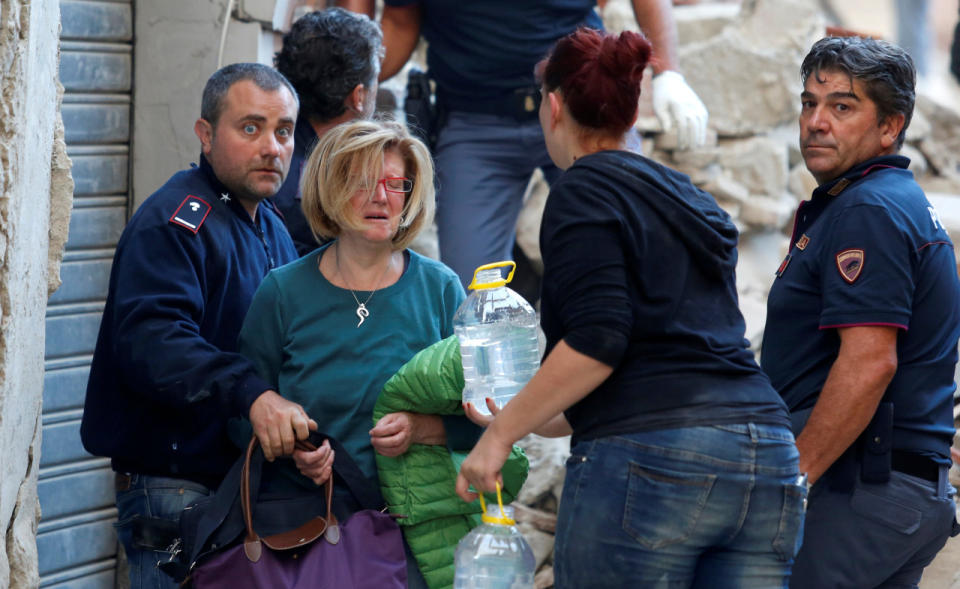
[625,0,709,150]
[342,0,707,303]
[653,70,709,150]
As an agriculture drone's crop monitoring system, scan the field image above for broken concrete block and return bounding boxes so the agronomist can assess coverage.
[654,126,718,152]
[901,144,929,178]
[517,523,555,570]
[906,108,931,144]
[715,136,789,200]
[767,123,803,168]
[788,163,817,203]
[702,171,750,206]
[916,95,960,180]
[516,170,549,271]
[516,435,570,507]
[740,193,795,231]
[674,3,740,45]
[679,0,822,137]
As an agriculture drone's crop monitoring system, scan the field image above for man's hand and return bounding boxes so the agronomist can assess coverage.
[293,438,335,485]
[249,390,317,461]
[370,411,446,457]
[652,70,708,150]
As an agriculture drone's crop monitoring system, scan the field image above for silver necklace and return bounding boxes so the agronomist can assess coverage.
[334,243,392,328]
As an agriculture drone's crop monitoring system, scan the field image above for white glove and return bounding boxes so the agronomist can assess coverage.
[652,70,709,150]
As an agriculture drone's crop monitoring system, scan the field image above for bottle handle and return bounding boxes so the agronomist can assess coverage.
[468,261,517,290]
[478,481,516,525]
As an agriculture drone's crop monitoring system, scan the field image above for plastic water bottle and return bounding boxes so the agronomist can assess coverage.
[454,262,540,416]
[454,500,535,588]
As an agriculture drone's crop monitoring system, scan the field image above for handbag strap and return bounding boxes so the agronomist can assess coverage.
[184,431,385,566]
[240,437,335,559]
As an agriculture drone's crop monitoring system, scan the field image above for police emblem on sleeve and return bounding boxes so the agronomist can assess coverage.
[169,195,212,234]
[836,248,865,284]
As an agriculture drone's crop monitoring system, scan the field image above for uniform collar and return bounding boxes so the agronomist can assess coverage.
[812,154,911,200]
[197,154,261,222]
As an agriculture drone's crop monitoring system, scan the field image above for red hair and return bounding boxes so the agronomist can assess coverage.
[538,28,652,137]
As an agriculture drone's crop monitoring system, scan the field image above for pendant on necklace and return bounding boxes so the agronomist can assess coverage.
[356,303,370,328]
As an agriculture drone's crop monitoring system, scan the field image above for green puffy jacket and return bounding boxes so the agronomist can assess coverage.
[374,335,529,589]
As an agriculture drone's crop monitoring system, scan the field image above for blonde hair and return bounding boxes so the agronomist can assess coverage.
[300,119,434,250]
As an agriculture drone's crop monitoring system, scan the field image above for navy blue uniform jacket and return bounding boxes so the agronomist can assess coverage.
[81,156,298,487]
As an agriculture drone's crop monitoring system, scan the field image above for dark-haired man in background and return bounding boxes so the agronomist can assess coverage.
[762,36,960,588]
[272,7,384,255]
[81,63,314,589]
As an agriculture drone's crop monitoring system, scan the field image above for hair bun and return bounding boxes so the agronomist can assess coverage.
[539,28,652,136]
[600,31,651,84]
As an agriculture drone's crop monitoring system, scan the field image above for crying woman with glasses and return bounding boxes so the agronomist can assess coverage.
[235,118,485,587]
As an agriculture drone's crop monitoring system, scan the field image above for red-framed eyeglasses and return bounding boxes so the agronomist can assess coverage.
[370,177,413,194]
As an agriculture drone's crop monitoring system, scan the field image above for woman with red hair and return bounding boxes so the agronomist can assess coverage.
[457,28,804,587]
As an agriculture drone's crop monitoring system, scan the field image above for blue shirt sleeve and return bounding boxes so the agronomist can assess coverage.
[111,223,271,417]
[819,204,913,330]
[541,180,633,367]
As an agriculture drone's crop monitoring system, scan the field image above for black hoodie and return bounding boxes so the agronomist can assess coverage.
[539,150,788,443]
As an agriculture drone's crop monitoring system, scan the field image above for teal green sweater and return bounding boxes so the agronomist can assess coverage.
[238,244,466,479]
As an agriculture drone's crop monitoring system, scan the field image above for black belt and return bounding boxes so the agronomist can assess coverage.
[891,450,940,483]
[439,86,542,120]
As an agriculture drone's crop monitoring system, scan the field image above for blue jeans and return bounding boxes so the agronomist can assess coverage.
[790,465,957,588]
[554,424,805,589]
[434,111,561,289]
[114,474,211,589]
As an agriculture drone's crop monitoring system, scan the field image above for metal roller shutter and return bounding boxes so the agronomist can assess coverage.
[41,1,133,586]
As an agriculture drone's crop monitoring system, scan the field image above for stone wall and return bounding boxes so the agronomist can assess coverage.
[0,1,72,587]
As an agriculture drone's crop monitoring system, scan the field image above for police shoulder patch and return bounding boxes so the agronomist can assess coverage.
[836,248,865,284]
[169,195,212,234]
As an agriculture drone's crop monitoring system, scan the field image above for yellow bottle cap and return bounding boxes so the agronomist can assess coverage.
[468,261,517,290]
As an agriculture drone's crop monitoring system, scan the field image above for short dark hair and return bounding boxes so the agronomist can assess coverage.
[200,62,299,126]
[274,8,383,123]
[801,36,915,149]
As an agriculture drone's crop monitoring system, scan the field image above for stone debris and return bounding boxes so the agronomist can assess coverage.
[534,565,555,589]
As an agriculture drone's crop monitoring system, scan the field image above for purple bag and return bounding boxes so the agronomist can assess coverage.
[188,438,407,589]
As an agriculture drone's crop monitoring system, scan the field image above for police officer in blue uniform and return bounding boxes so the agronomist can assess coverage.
[762,37,960,588]
[81,63,316,589]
